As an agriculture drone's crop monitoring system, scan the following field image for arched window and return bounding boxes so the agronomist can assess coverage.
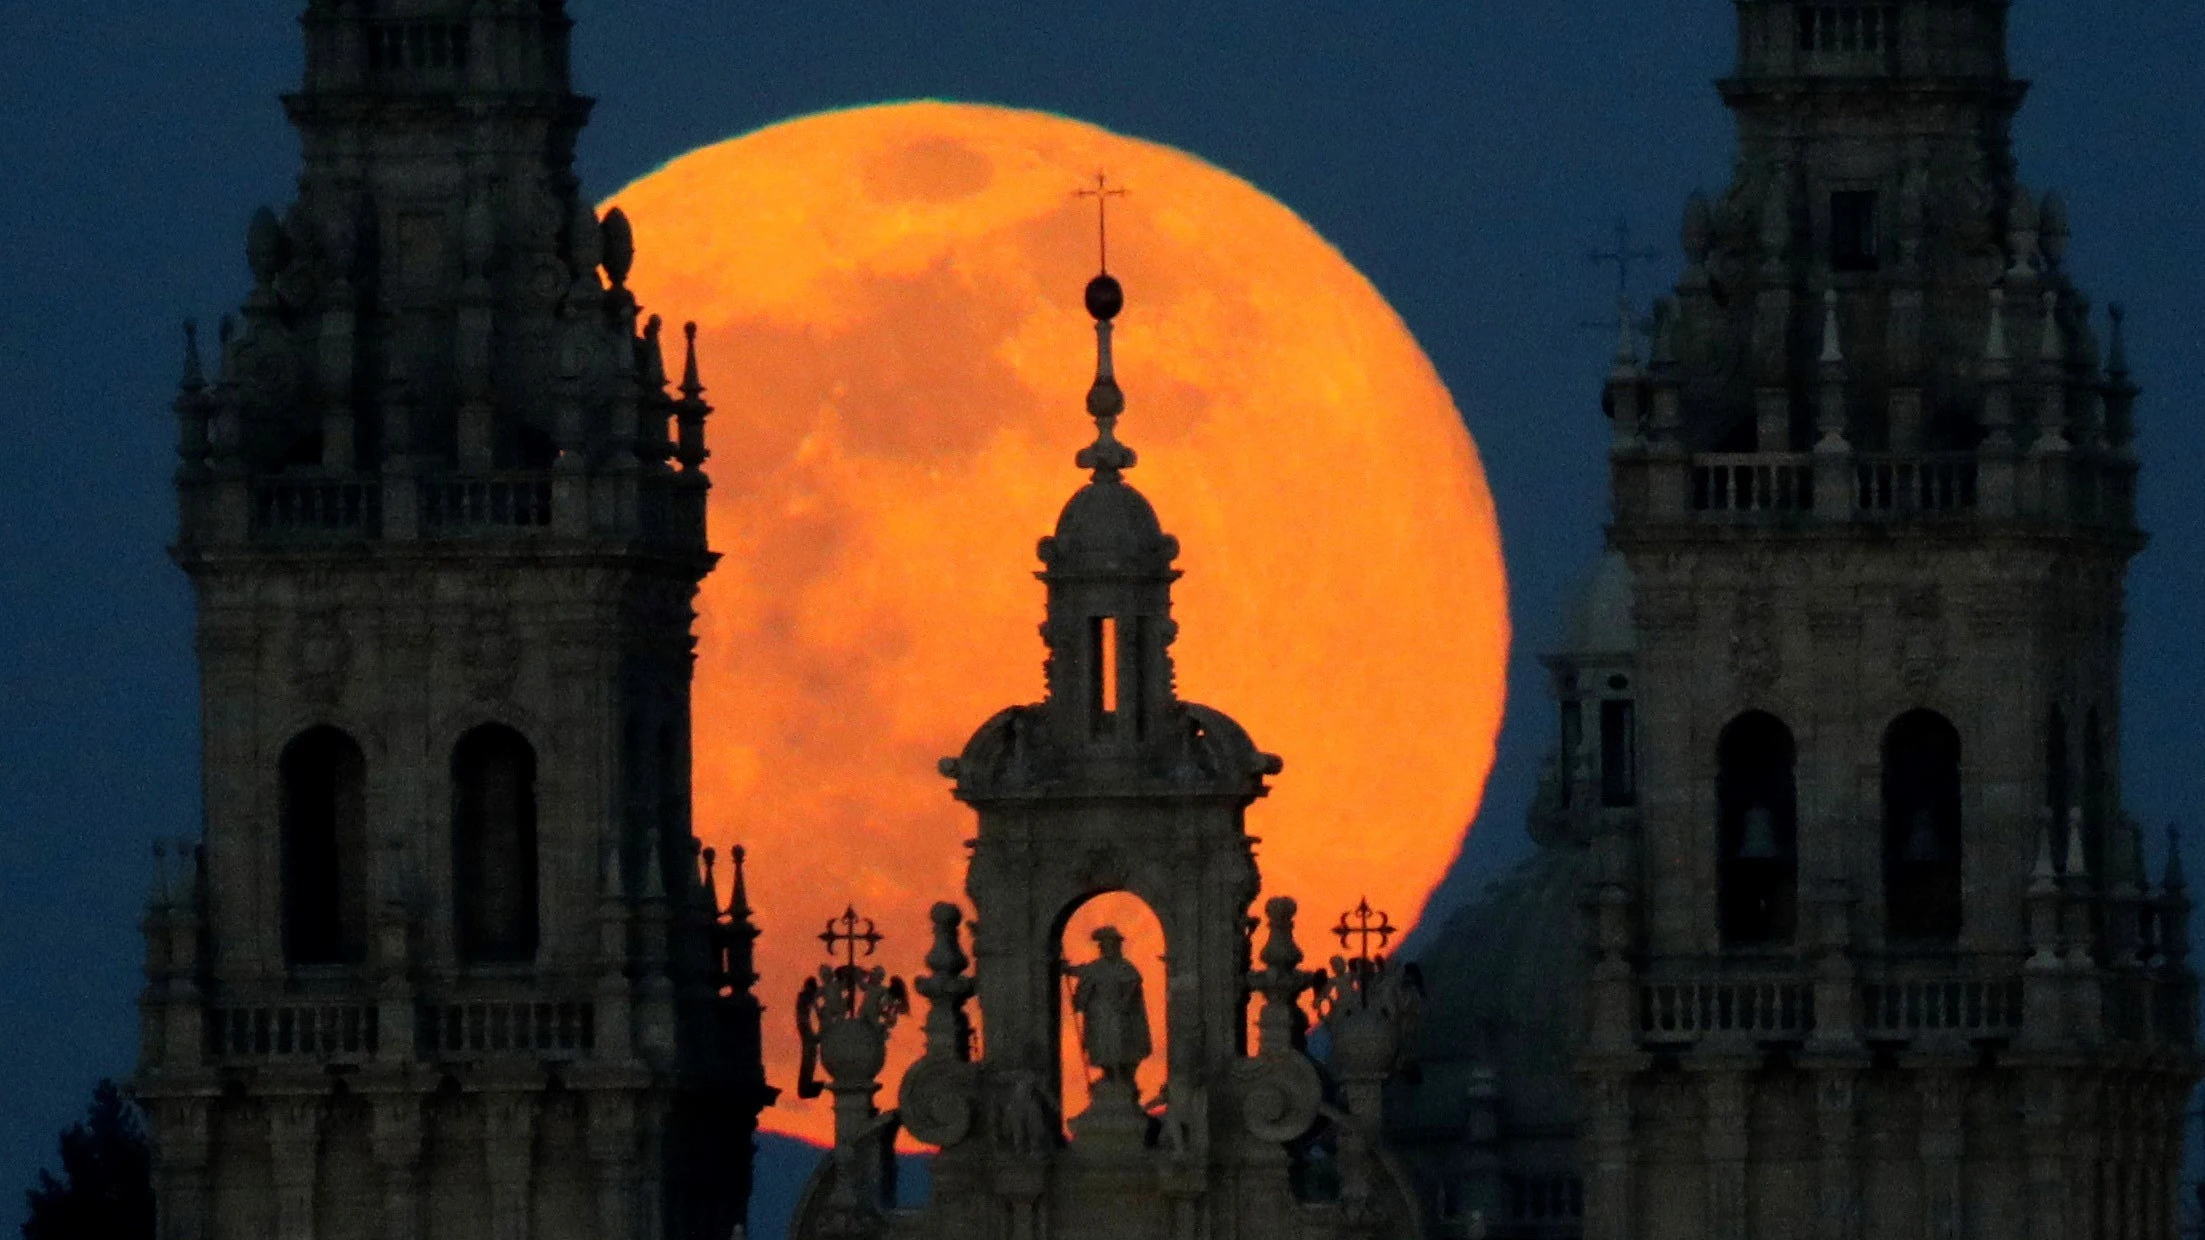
[1717,712,1798,947]
[453,724,539,963]
[1883,710,1963,941]
[280,727,369,966]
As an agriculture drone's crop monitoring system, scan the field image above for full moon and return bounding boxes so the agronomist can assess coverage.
[606,102,1509,1145]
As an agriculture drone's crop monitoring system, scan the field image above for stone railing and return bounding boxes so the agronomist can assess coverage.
[1638,976,1816,1043]
[1858,975,2021,1039]
[1690,454,1815,515]
[415,998,596,1059]
[1853,453,1979,516]
[205,1002,380,1064]
[419,474,554,532]
[252,479,383,537]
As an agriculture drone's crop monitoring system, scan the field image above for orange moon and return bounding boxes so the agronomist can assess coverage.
[606,101,1509,1146]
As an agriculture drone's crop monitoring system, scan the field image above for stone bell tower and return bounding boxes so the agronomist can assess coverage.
[1568,2,2200,1238]
[786,272,1431,1240]
[134,3,773,1238]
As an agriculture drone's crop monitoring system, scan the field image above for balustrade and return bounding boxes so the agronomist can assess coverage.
[1690,454,1815,514]
[1638,977,1815,1041]
[1854,453,1978,516]
[252,479,383,536]
[419,474,554,531]
[1858,975,2020,1038]
[415,999,595,1058]
[205,1002,379,1063]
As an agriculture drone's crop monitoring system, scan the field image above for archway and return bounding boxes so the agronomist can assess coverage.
[1716,711,1798,947]
[279,726,369,966]
[1056,892,1169,1129]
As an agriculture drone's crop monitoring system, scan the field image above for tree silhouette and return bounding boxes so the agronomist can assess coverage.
[21,1080,154,1240]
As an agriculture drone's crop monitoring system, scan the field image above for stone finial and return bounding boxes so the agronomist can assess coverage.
[246,206,288,287]
[2107,302,2132,382]
[1819,288,1845,365]
[1985,288,2011,364]
[1681,192,1712,268]
[2006,187,2040,279]
[1610,295,1639,375]
[569,199,604,281]
[1247,896,1322,1057]
[2166,823,2187,893]
[679,322,704,400]
[1076,274,1137,482]
[726,845,754,922]
[2039,291,2064,365]
[2040,191,2070,267]
[2033,811,2060,885]
[148,841,171,912]
[914,902,975,1061]
[1649,298,1679,369]
[180,320,205,392]
[2064,807,2090,879]
[601,207,636,288]
[640,315,669,391]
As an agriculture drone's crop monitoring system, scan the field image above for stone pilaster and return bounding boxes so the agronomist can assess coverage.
[589,1092,639,1240]
[2022,1072,2068,1240]
[1918,1072,1963,1240]
[1814,1069,1859,1240]
[268,1096,323,1240]
[484,1093,537,1240]
[1703,1071,1749,1240]
[370,1094,424,1240]
[149,1097,211,1240]
[1583,1072,1635,1240]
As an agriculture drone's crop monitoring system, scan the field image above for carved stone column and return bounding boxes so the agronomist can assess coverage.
[1703,1072,1749,1240]
[2022,1072,2068,1240]
[485,1093,537,1240]
[588,1092,639,1240]
[1814,1069,1859,1240]
[1582,1071,1635,1240]
[267,1096,323,1240]
[370,1094,423,1240]
[149,1097,211,1240]
[1917,1072,1963,1240]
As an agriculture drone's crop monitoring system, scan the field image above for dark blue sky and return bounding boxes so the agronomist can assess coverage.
[3,2,2200,1230]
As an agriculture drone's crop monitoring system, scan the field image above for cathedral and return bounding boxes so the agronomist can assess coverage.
[134,2,2198,1239]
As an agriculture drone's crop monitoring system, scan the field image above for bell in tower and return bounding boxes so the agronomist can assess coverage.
[135,4,772,1239]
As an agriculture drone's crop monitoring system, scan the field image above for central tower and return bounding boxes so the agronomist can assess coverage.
[786,273,1431,1240]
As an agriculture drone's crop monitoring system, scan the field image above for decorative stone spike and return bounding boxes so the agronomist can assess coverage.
[2166,824,2187,892]
[246,206,287,287]
[1820,288,1845,365]
[2040,191,2070,267]
[601,207,636,288]
[2107,302,2131,381]
[680,322,704,400]
[180,320,205,392]
[1985,288,2010,364]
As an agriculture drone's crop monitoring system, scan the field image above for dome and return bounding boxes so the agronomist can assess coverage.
[1560,550,1634,657]
[1042,477,1177,575]
[1396,842,1588,1135]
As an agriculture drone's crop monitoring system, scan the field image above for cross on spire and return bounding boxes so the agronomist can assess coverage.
[1075,171,1129,273]
[819,904,884,972]
[1332,898,1398,963]
[1588,218,1662,298]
